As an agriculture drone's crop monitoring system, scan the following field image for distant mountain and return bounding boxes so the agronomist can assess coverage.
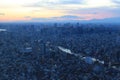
[87,17,120,23]
[1,16,120,23]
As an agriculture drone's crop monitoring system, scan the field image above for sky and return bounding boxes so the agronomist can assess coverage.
[0,0,120,22]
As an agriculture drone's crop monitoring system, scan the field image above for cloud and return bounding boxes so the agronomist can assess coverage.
[112,0,120,3]
[1,0,119,21]
[66,9,98,15]
[23,0,85,10]
[58,0,84,4]
[22,15,120,23]
[25,0,84,6]
[0,13,5,16]
[24,16,31,18]
[110,0,120,8]
[24,0,115,9]
[23,0,117,16]
[30,15,85,22]
[64,7,120,19]
[53,15,81,19]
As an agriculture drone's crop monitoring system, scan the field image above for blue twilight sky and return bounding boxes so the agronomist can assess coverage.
[0,0,120,22]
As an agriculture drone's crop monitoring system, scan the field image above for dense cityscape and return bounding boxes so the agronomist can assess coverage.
[0,23,120,80]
